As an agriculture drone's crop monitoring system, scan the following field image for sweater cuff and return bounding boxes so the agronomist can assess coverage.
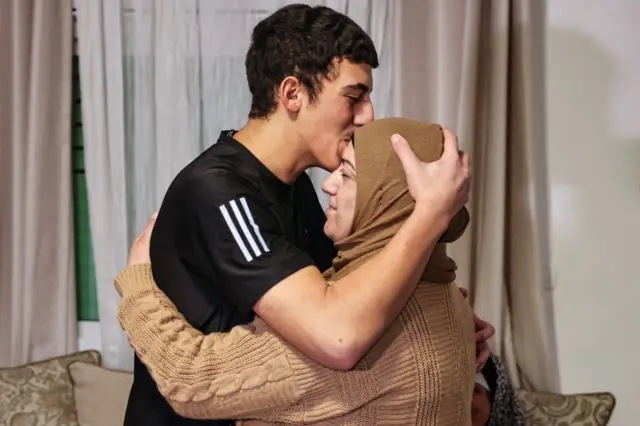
[114,263,155,297]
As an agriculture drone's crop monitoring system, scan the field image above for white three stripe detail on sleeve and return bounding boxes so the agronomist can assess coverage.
[219,204,253,262]
[239,197,270,253]
[229,199,262,258]
[219,198,270,263]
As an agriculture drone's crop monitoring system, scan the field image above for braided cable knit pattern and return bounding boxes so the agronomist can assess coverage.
[117,265,303,419]
[116,264,476,424]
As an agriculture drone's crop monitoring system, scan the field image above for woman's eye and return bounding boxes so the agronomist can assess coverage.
[340,171,352,181]
[341,171,355,182]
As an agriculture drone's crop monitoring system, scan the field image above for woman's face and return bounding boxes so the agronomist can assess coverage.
[321,142,357,242]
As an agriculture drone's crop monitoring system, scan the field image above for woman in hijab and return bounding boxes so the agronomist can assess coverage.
[115,118,478,425]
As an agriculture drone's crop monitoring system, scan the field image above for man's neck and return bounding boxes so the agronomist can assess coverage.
[233,118,313,185]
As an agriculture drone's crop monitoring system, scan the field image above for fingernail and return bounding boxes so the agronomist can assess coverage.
[391,134,400,144]
[151,212,158,220]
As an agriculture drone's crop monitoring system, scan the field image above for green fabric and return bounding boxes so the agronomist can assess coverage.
[72,55,99,321]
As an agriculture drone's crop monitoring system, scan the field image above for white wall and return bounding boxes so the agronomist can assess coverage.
[77,321,102,352]
[546,1,640,424]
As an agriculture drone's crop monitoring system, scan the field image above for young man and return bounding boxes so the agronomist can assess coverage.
[123,5,487,426]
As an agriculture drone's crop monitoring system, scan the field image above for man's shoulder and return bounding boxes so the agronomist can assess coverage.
[170,137,265,199]
[169,160,259,208]
[177,166,244,192]
[175,140,237,181]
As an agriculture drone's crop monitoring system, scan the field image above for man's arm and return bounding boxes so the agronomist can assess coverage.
[254,129,471,369]
[254,205,448,369]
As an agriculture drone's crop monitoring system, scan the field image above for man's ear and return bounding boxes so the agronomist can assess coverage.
[278,76,303,113]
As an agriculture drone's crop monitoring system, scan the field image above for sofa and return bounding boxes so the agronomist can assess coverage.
[0,350,616,426]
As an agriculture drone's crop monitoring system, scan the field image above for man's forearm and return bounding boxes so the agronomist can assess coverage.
[322,205,450,365]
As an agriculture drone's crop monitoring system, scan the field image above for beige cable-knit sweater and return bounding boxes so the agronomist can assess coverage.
[116,118,478,424]
[116,263,476,425]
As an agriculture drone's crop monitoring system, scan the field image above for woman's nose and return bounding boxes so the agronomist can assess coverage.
[321,170,340,195]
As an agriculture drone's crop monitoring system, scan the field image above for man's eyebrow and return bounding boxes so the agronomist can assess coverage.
[341,83,370,93]
[341,158,356,172]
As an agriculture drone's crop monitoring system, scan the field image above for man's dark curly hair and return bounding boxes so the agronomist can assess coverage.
[245,4,379,119]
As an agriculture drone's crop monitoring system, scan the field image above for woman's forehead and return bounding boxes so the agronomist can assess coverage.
[341,142,356,167]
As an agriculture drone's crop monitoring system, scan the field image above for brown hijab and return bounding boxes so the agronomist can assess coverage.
[323,117,469,284]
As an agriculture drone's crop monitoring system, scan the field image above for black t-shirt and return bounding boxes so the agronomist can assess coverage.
[123,131,336,426]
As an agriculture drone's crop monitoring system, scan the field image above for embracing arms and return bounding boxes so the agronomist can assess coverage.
[246,130,473,369]
[116,260,373,421]
[123,131,490,374]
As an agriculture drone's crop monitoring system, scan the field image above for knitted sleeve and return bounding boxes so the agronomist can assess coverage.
[114,264,367,422]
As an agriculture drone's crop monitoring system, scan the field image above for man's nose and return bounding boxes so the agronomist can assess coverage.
[354,100,374,126]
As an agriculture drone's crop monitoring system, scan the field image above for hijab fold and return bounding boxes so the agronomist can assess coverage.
[323,118,469,284]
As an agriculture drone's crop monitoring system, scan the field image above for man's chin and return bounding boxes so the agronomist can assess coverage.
[318,158,341,172]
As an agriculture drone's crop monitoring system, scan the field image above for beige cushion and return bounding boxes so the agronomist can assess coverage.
[68,362,133,426]
[516,389,616,426]
[0,350,101,426]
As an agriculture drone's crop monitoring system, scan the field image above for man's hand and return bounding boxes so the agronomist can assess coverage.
[392,127,471,221]
[459,287,495,372]
[127,212,157,268]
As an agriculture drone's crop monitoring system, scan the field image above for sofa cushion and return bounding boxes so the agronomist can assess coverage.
[68,362,132,426]
[0,350,101,426]
[515,389,616,425]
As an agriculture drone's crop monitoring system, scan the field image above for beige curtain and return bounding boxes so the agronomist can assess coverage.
[0,0,76,367]
[395,0,558,392]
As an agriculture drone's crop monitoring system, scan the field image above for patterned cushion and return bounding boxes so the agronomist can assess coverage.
[0,350,101,426]
[515,389,616,426]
